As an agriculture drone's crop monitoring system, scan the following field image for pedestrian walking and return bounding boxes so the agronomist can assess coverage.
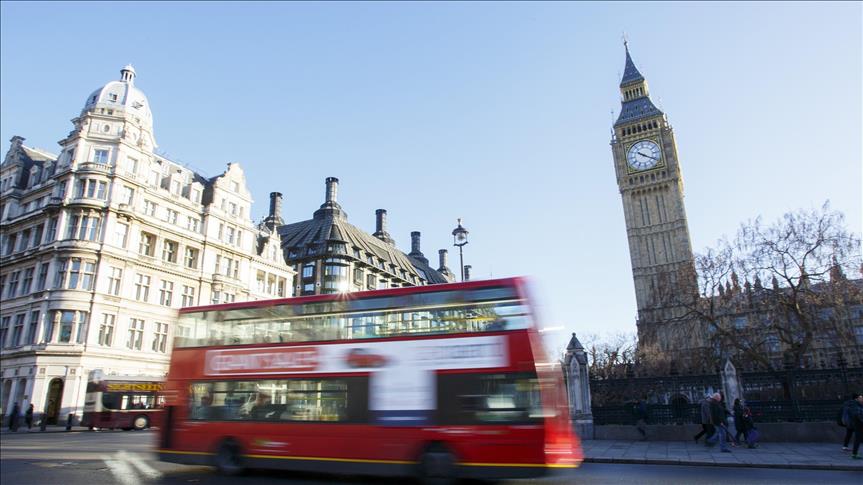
[840,394,857,452]
[733,398,745,444]
[849,393,863,460]
[706,393,731,452]
[693,394,714,444]
[739,407,759,448]
[8,402,20,432]
[634,398,648,440]
[24,404,34,430]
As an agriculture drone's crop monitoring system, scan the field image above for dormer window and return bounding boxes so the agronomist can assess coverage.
[230,181,239,192]
[109,93,118,102]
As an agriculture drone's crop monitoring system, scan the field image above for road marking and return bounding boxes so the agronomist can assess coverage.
[117,450,162,480]
[100,454,139,485]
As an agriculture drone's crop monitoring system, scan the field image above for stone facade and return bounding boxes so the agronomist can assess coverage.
[0,66,294,423]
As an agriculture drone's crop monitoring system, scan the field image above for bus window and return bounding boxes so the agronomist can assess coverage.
[437,373,543,425]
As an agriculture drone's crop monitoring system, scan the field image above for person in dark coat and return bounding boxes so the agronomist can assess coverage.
[8,402,20,431]
[850,393,863,460]
[706,393,731,452]
[693,395,714,444]
[738,407,759,448]
[840,395,858,452]
[634,398,648,440]
[733,398,745,444]
[24,404,34,430]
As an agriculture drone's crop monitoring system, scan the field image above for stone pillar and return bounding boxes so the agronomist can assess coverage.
[563,333,593,439]
[721,359,743,435]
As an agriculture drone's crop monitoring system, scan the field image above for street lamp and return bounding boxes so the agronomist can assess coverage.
[452,218,469,282]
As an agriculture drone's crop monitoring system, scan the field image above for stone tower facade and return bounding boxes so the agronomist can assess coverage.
[610,44,697,348]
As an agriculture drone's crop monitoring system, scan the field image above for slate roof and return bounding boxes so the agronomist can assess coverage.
[620,45,645,87]
[615,96,663,127]
[277,204,450,285]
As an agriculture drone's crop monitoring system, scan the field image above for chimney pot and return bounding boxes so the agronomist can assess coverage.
[411,231,421,253]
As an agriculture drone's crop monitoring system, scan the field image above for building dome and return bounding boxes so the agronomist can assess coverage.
[81,64,153,128]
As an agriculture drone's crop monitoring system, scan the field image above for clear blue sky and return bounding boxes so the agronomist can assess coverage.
[2,2,861,350]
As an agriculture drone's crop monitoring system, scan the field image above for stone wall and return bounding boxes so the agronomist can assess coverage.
[592,422,847,443]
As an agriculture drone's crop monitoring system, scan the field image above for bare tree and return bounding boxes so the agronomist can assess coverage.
[667,202,862,373]
[583,332,638,379]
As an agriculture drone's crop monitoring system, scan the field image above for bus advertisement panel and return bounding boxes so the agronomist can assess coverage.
[82,370,165,430]
[158,277,581,481]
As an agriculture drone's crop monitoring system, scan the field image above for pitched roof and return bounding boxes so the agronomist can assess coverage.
[277,208,450,285]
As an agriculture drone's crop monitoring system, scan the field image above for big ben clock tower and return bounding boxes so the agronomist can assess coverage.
[610,42,697,348]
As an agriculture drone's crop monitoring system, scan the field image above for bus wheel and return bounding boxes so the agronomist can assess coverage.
[417,443,456,485]
[215,439,245,476]
[132,415,149,431]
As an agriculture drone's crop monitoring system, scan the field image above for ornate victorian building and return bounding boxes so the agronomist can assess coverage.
[0,66,294,423]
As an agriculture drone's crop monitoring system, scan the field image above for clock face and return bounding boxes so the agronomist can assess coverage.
[627,140,661,171]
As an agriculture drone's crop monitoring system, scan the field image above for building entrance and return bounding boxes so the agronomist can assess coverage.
[45,378,64,425]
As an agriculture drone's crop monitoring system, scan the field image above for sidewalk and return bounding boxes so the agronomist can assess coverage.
[582,439,863,471]
[1,425,90,434]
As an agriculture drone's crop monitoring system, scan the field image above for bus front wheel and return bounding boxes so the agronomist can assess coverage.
[215,439,245,476]
[417,443,456,485]
[132,415,149,431]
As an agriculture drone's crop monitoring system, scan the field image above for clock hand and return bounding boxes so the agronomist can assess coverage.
[637,151,659,161]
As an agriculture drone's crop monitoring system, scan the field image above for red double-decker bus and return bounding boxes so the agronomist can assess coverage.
[82,371,165,430]
[158,277,581,481]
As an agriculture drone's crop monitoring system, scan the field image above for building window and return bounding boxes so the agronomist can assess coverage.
[126,157,138,175]
[143,199,157,217]
[113,222,129,248]
[127,319,144,350]
[152,322,168,353]
[93,149,109,164]
[366,274,376,289]
[184,247,199,269]
[32,224,43,247]
[302,264,315,279]
[65,214,101,241]
[230,181,239,192]
[108,267,123,296]
[160,280,174,306]
[121,186,135,205]
[10,314,25,347]
[165,209,179,225]
[6,271,20,298]
[302,283,315,294]
[99,314,115,346]
[75,179,108,200]
[224,293,236,303]
[216,256,239,279]
[18,229,31,251]
[26,311,39,345]
[139,232,156,256]
[134,274,151,301]
[46,217,58,242]
[162,240,178,263]
[148,169,160,187]
[211,291,221,304]
[36,263,49,291]
[181,285,196,307]
[21,267,34,295]
[0,317,9,348]
[186,217,200,233]
[57,310,80,343]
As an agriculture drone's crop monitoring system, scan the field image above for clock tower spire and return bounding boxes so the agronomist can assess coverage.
[610,42,696,348]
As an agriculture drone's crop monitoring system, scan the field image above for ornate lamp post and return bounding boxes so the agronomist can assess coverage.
[452,218,469,282]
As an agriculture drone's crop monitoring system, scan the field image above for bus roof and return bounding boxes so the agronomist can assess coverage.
[179,277,528,315]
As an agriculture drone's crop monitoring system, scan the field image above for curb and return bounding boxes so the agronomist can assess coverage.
[583,457,863,472]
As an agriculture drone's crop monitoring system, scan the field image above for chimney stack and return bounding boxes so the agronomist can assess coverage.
[269,192,283,221]
[325,177,339,204]
[411,231,421,253]
[408,231,428,265]
[373,209,394,245]
[438,249,449,270]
